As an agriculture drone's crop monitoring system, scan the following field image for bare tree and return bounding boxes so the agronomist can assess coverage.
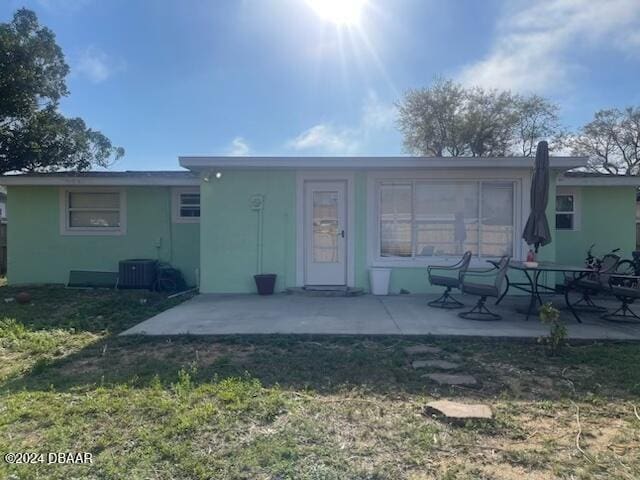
[397,78,563,157]
[513,94,562,157]
[570,107,640,175]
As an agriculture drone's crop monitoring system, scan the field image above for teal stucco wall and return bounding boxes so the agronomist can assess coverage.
[199,170,296,293]
[198,169,627,295]
[555,186,636,267]
[6,186,200,286]
[8,174,636,296]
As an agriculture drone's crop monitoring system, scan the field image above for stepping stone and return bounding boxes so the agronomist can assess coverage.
[404,345,442,355]
[422,373,478,386]
[425,400,492,420]
[412,359,459,370]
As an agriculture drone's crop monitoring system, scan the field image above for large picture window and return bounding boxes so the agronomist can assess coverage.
[378,180,515,260]
[61,189,125,235]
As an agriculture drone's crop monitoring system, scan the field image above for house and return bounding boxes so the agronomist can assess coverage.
[1,156,638,293]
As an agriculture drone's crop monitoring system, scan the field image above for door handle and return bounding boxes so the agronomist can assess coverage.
[340,230,345,238]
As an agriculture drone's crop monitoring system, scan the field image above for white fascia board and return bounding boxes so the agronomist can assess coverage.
[557,175,640,186]
[179,156,589,171]
[0,176,200,186]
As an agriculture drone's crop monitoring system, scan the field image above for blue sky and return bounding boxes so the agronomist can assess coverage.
[2,0,640,170]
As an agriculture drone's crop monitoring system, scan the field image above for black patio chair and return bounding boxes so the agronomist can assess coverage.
[566,253,620,312]
[601,274,640,323]
[458,256,510,321]
[427,251,472,309]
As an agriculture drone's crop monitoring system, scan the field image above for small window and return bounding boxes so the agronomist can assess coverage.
[61,189,125,235]
[173,188,200,223]
[179,193,200,218]
[556,193,575,230]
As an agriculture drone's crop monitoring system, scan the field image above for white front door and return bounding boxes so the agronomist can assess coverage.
[304,181,347,286]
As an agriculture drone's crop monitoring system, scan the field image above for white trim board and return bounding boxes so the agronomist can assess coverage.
[181,156,588,171]
[555,187,581,232]
[2,176,199,186]
[171,187,201,224]
[365,169,531,268]
[59,187,127,236]
[296,171,355,288]
[558,174,640,186]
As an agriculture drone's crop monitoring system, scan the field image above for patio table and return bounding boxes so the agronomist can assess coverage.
[493,261,594,323]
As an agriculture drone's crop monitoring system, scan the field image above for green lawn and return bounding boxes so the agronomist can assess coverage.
[1,282,639,479]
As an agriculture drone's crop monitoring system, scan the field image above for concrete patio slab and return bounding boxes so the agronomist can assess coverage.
[122,293,640,340]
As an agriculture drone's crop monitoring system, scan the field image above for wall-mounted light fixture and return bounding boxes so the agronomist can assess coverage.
[202,171,223,182]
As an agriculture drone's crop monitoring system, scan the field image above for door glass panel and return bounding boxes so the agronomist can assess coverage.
[313,191,338,263]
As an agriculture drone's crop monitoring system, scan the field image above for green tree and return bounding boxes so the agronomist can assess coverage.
[396,78,469,156]
[0,8,123,175]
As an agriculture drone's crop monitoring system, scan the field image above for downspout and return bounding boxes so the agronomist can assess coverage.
[283,212,289,287]
[250,194,265,274]
[167,187,174,264]
[257,200,263,274]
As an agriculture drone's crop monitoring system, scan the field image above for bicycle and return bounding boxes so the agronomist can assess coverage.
[615,250,640,276]
[584,244,621,271]
[611,250,640,288]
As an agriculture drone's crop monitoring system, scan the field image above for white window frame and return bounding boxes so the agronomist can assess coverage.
[59,187,126,236]
[367,170,527,267]
[172,187,200,223]
[555,187,580,232]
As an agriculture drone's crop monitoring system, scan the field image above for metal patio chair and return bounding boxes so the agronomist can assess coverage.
[601,274,640,323]
[566,253,620,312]
[458,256,510,321]
[427,251,472,309]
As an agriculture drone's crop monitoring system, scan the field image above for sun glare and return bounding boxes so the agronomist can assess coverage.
[306,0,367,26]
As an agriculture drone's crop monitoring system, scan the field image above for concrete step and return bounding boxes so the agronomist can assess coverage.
[285,286,365,297]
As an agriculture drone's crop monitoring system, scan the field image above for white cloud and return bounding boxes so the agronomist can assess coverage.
[361,90,397,130]
[227,136,251,156]
[287,124,356,153]
[75,46,124,84]
[286,91,397,154]
[459,0,640,92]
[37,0,92,12]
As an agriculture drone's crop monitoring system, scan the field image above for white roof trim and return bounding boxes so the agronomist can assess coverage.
[557,174,640,186]
[0,176,200,187]
[179,155,588,171]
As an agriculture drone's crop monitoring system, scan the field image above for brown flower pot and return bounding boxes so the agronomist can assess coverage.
[254,274,277,295]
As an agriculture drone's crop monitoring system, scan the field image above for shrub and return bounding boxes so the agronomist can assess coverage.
[538,303,567,355]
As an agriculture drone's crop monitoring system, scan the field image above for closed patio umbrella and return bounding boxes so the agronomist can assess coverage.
[523,141,551,253]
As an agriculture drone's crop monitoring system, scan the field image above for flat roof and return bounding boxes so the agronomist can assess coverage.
[558,171,640,186]
[0,157,595,186]
[179,155,588,171]
[0,170,199,186]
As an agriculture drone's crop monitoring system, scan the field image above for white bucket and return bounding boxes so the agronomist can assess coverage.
[369,267,391,295]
